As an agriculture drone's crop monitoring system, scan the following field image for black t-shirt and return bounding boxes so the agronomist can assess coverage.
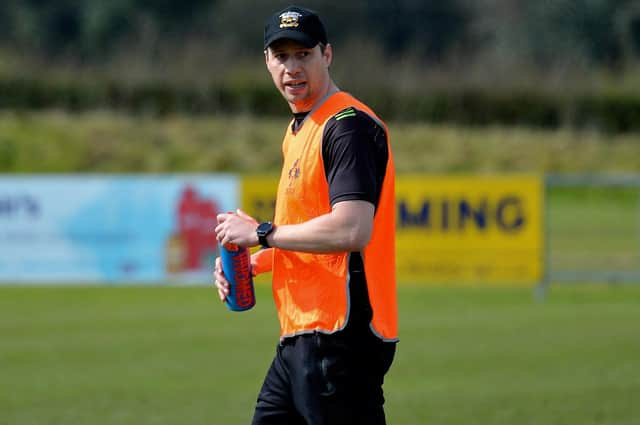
[292,107,388,209]
[292,107,389,339]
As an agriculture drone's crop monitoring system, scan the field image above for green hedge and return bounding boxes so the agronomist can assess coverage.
[0,79,290,116]
[1,78,639,132]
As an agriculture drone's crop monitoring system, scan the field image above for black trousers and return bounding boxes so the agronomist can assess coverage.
[252,331,396,425]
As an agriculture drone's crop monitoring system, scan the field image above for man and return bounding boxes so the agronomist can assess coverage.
[213,5,398,425]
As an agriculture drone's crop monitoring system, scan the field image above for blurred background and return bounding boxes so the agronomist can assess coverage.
[1,0,640,129]
[1,0,640,172]
[1,1,639,425]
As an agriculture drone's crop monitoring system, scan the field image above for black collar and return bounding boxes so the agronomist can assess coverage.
[292,112,309,132]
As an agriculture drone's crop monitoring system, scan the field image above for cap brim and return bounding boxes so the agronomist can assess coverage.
[264,30,318,49]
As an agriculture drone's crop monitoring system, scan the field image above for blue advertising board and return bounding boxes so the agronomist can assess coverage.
[0,175,238,283]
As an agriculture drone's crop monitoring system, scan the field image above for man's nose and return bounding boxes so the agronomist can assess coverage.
[284,57,302,74]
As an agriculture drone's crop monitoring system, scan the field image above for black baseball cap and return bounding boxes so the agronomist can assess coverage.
[264,5,328,50]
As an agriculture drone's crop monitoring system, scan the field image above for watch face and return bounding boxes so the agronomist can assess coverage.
[258,222,272,236]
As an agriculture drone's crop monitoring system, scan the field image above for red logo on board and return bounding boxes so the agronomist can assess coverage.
[166,185,219,274]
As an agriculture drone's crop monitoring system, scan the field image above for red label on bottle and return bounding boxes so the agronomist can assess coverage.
[231,250,253,308]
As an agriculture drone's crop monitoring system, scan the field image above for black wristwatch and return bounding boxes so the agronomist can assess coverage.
[256,221,274,248]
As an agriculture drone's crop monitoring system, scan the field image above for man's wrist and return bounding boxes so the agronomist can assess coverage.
[256,221,275,248]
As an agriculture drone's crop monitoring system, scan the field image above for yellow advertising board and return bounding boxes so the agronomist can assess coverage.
[242,174,544,286]
[241,175,279,224]
[240,175,280,285]
[396,175,543,285]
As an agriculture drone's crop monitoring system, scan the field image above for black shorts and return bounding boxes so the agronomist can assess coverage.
[251,330,396,425]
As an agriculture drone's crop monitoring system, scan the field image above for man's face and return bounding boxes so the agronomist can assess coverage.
[265,39,333,113]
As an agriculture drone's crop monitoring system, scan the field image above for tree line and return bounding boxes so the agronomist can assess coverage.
[1,0,638,70]
[1,0,639,132]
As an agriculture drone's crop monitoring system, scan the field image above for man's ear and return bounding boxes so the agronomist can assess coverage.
[323,44,333,68]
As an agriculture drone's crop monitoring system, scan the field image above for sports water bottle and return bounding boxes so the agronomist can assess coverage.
[219,243,256,311]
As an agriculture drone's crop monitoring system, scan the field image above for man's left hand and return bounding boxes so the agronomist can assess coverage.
[215,209,260,247]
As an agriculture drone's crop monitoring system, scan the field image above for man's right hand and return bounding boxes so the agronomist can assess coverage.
[213,256,230,302]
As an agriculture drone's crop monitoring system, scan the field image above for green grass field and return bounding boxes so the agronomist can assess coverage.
[547,187,640,274]
[1,111,639,424]
[1,284,639,425]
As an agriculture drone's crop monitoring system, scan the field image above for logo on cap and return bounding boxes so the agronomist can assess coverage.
[279,11,301,28]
